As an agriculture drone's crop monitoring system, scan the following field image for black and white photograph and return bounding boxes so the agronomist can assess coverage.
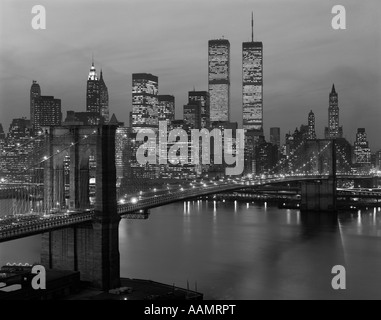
[0,0,381,304]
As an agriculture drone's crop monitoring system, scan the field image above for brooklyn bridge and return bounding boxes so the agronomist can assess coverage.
[0,123,379,289]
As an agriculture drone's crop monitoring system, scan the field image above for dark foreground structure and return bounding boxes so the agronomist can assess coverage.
[0,264,203,300]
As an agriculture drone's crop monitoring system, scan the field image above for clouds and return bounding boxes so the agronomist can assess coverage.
[0,0,380,148]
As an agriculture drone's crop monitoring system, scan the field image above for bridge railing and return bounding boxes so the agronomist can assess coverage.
[0,212,94,241]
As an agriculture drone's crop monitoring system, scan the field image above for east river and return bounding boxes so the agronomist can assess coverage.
[1,200,381,299]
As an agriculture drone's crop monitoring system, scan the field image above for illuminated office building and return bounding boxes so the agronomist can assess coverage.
[242,13,263,133]
[131,73,159,179]
[158,95,175,127]
[30,80,41,132]
[188,91,210,129]
[131,73,159,132]
[0,123,5,145]
[115,124,130,183]
[184,103,201,129]
[208,39,230,122]
[307,110,317,140]
[86,61,110,123]
[86,61,100,114]
[86,61,109,123]
[325,84,343,139]
[33,96,62,131]
[3,118,33,181]
[99,70,109,122]
[354,128,371,165]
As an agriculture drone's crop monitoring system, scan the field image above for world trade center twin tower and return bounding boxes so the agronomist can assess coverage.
[208,13,263,134]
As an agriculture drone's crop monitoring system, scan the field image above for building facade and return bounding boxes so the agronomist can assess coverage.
[325,84,343,139]
[183,103,201,129]
[86,62,109,123]
[99,70,109,122]
[131,73,159,132]
[86,62,100,115]
[158,95,175,128]
[270,127,280,149]
[188,91,210,129]
[307,110,317,140]
[242,38,263,132]
[208,39,230,122]
[30,80,41,132]
[33,96,62,131]
[354,128,371,172]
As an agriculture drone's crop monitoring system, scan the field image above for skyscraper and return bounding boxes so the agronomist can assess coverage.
[99,70,109,122]
[4,118,33,181]
[30,80,41,132]
[188,91,210,129]
[307,110,317,140]
[33,96,62,131]
[158,95,175,127]
[130,73,159,179]
[242,13,263,133]
[131,73,159,132]
[0,123,5,141]
[183,103,201,129]
[354,128,371,165]
[208,39,230,122]
[86,61,100,115]
[270,127,280,149]
[0,123,5,160]
[86,60,109,123]
[325,84,343,139]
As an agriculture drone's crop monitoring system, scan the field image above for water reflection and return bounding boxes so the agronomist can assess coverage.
[1,199,381,299]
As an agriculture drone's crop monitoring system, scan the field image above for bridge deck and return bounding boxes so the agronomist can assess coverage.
[1,175,379,243]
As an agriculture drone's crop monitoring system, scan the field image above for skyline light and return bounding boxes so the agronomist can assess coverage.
[242,40,263,132]
[0,0,380,149]
[208,39,230,122]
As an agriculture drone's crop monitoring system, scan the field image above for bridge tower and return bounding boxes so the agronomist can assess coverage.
[300,140,337,213]
[41,124,120,290]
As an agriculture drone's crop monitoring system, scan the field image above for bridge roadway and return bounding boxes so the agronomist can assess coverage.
[0,174,379,243]
[0,180,248,243]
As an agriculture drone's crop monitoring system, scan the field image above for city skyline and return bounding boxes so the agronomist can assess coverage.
[0,0,380,148]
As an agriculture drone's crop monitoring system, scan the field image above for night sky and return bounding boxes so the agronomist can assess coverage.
[1,0,380,148]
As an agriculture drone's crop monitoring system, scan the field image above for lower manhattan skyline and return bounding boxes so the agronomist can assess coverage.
[1,0,381,303]
[0,0,380,149]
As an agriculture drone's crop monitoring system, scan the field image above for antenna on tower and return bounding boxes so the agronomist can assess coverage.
[91,53,94,66]
[251,12,254,42]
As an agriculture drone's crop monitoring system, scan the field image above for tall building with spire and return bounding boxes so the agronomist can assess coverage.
[307,110,317,140]
[86,60,100,115]
[242,13,263,133]
[208,38,230,122]
[325,84,343,139]
[30,80,41,132]
[86,59,109,123]
[99,70,109,122]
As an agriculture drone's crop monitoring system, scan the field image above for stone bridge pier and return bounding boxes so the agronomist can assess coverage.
[41,124,120,290]
[300,140,337,213]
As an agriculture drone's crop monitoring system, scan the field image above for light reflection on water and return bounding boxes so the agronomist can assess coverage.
[1,199,381,299]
